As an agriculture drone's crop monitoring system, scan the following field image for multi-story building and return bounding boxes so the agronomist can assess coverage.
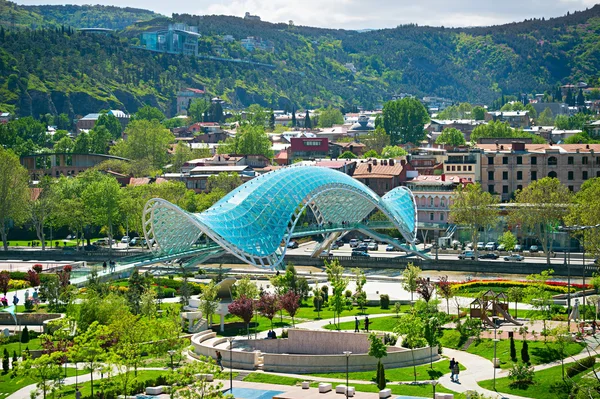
[427,119,485,142]
[241,36,274,52]
[443,148,481,183]
[176,87,205,115]
[290,137,329,160]
[140,24,200,57]
[478,142,600,201]
[352,158,414,196]
[484,111,531,129]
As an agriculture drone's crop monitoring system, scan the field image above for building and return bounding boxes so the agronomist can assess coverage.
[0,113,10,123]
[426,119,484,142]
[244,12,261,21]
[20,153,129,180]
[177,87,206,115]
[241,36,274,52]
[352,158,414,196]
[442,148,481,182]
[530,102,569,117]
[108,110,130,130]
[315,160,357,175]
[140,24,200,57]
[76,113,100,134]
[329,141,366,158]
[290,137,329,160]
[485,111,531,129]
[477,142,600,201]
[187,122,227,143]
[588,120,600,137]
[163,164,256,193]
[348,115,375,138]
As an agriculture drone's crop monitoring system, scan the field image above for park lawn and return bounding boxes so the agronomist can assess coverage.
[467,338,585,369]
[322,316,401,332]
[243,373,461,397]
[478,361,585,399]
[0,367,83,397]
[0,337,43,354]
[58,369,168,398]
[295,298,407,320]
[309,359,465,382]
[215,313,291,337]
[14,304,48,313]
[7,239,80,248]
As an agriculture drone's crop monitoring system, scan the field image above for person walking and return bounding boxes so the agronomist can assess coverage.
[364,316,370,332]
[13,294,19,307]
[103,261,107,273]
[452,362,460,383]
[75,388,81,399]
[216,350,223,371]
[24,289,29,302]
[355,317,360,333]
[449,358,456,382]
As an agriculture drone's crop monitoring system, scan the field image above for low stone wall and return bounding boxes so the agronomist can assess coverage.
[0,313,62,331]
[191,331,258,370]
[245,329,372,355]
[262,345,439,373]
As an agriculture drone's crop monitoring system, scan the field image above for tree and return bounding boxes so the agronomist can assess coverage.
[82,172,122,250]
[0,148,30,250]
[416,278,435,303]
[317,106,344,128]
[188,99,211,123]
[89,125,112,154]
[247,104,268,127]
[168,358,227,399]
[228,296,255,338]
[2,348,8,373]
[28,176,57,250]
[472,106,486,121]
[362,127,390,154]
[450,183,499,258]
[256,292,280,329]
[577,88,586,107]
[95,113,122,140]
[53,136,74,153]
[551,326,571,379]
[424,316,443,368]
[127,268,150,314]
[325,259,349,329]
[18,352,64,399]
[498,231,517,251]
[339,151,357,159]
[368,333,388,389]
[134,105,165,122]
[436,276,453,314]
[470,121,545,144]
[73,131,91,154]
[521,340,530,364]
[269,111,275,131]
[304,110,312,129]
[110,119,174,169]
[291,109,297,127]
[566,178,600,258]
[206,172,242,194]
[509,335,517,362]
[26,269,40,288]
[217,125,273,159]
[199,280,219,329]
[171,141,194,171]
[233,276,259,300]
[402,263,421,303]
[395,312,426,382]
[280,291,301,326]
[381,98,429,145]
[510,177,571,264]
[526,269,555,342]
[537,108,554,126]
[70,322,110,399]
[507,287,525,318]
[435,128,466,146]
[353,268,367,313]
[381,145,408,158]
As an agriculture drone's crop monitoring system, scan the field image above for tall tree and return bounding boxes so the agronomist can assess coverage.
[472,106,486,121]
[95,113,122,140]
[317,106,344,128]
[382,98,429,145]
[436,276,453,314]
[435,128,466,146]
[280,291,300,326]
[73,131,91,154]
[304,110,312,129]
[28,176,57,250]
[82,172,122,250]
[228,296,255,338]
[450,183,499,258]
[217,125,273,158]
[89,125,112,154]
[395,312,426,382]
[424,316,443,368]
[110,119,174,169]
[291,108,297,128]
[567,178,600,258]
[325,259,349,329]
[402,263,421,303]
[134,105,165,122]
[362,127,390,154]
[510,177,571,264]
[537,108,554,126]
[188,99,211,123]
[0,149,30,250]
[256,292,280,330]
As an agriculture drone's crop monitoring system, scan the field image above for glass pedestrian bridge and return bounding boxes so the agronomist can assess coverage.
[143,165,421,269]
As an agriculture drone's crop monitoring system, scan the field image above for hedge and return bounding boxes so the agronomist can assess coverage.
[566,356,595,378]
[451,279,583,294]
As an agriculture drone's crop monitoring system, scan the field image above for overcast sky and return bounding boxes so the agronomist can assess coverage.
[14,0,599,29]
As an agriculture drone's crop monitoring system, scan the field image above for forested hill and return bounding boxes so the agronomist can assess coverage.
[1,2,600,118]
[0,0,161,29]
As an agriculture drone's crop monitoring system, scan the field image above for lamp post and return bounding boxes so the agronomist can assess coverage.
[343,351,352,399]
[431,380,439,399]
[565,250,571,331]
[167,350,176,370]
[493,338,500,390]
[228,338,234,393]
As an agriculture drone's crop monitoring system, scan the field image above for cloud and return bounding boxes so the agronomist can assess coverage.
[14,0,597,29]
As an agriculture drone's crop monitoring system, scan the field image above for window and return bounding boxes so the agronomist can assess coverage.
[488,171,494,181]
[488,157,494,165]
[517,185,523,191]
[502,171,508,180]
[452,166,456,171]
[568,171,574,180]
[531,171,537,181]
[502,185,509,194]
[440,213,444,221]
[568,156,574,165]
[583,171,589,180]
[457,165,462,171]
[517,156,522,165]
[430,213,434,221]
[548,171,557,178]
[430,198,434,207]
[583,157,589,165]
[531,156,537,165]
[468,165,472,171]
[304,140,322,146]
[488,184,494,193]
[441,199,445,207]
[517,171,523,180]
[503,157,508,165]
[597,171,600,178]
[446,166,450,171]
[569,186,574,192]
[548,157,557,166]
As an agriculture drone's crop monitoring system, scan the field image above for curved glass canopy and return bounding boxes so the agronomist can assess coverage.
[143,165,418,268]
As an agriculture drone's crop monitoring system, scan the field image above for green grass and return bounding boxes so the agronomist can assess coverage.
[215,313,292,337]
[309,359,465,382]
[294,299,409,320]
[7,239,79,248]
[57,369,167,398]
[322,315,401,332]
[478,361,585,399]
[0,367,83,397]
[466,338,585,369]
[0,338,43,354]
[243,372,460,397]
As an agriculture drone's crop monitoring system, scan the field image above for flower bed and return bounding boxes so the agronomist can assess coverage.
[451,279,590,294]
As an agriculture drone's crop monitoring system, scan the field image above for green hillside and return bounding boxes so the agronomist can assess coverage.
[0,2,600,117]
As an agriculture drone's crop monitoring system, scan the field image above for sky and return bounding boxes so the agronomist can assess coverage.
[14,0,599,30]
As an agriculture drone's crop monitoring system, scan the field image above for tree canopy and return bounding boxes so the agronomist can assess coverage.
[109,119,174,169]
[381,98,429,145]
[435,128,466,146]
[217,125,273,159]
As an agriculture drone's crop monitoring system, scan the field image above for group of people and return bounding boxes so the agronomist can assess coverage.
[354,316,370,332]
[449,358,460,383]
[266,330,278,339]
[1,289,39,307]
[102,260,117,273]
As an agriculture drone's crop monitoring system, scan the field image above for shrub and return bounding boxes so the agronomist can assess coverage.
[21,326,30,343]
[440,329,462,349]
[2,348,8,373]
[8,272,28,280]
[159,288,176,298]
[32,264,43,274]
[508,363,535,388]
[566,356,595,378]
[24,299,34,312]
[344,290,352,298]
[377,361,386,390]
[510,336,517,361]
[380,294,390,309]
[521,341,530,364]
[8,280,30,290]
[281,330,288,338]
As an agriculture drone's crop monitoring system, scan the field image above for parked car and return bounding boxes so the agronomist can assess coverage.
[121,236,130,244]
[451,240,461,247]
[514,244,522,252]
[478,253,499,260]
[476,242,485,250]
[93,238,115,246]
[356,243,369,251]
[286,241,299,249]
[497,244,506,251]
[331,243,340,250]
[320,250,333,257]
[458,251,476,260]
[84,244,99,251]
[349,239,360,248]
[485,242,497,251]
[66,234,75,240]
[504,254,525,261]
[363,238,373,243]
[529,245,539,253]
[414,238,421,245]
[367,242,379,251]
[465,242,474,249]
[351,250,370,257]
[386,244,400,252]
[128,237,140,247]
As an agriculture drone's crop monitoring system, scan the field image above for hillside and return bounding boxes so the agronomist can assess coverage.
[1,2,600,118]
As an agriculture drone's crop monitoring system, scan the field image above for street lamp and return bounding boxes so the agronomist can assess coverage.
[493,338,500,390]
[343,351,352,399]
[431,380,439,399]
[228,338,234,393]
[167,350,176,370]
